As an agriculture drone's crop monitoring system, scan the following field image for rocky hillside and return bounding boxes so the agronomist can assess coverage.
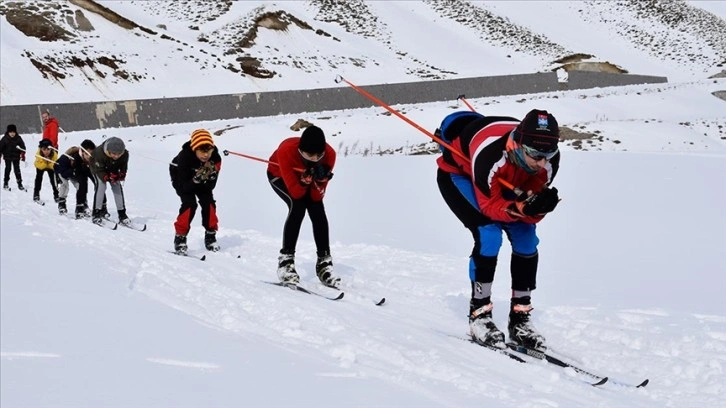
[0,0,724,104]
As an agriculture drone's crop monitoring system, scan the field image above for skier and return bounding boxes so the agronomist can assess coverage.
[33,138,59,203]
[41,110,60,149]
[0,124,26,191]
[436,109,561,352]
[170,129,222,254]
[267,125,338,287]
[54,139,96,218]
[90,137,130,225]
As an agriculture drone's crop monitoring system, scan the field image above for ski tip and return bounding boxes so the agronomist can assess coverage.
[636,379,649,388]
[375,297,386,306]
[111,224,118,230]
[592,377,609,387]
[334,292,345,300]
[200,255,207,261]
[140,224,147,231]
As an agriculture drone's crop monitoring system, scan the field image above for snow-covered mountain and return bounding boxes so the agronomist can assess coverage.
[1,2,726,408]
[1,0,725,104]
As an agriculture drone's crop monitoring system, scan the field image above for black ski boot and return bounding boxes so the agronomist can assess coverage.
[2,182,8,191]
[92,209,103,225]
[277,251,299,285]
[17,181,24,191]
[174,234,188,255]
[508,300,547,351]
[204,230,220,251]
[469,303,506,349]
[315,251,340,288]
[101,204,111,219]
[117,209,130,226]
[58,199,67,215]
[75,204,90,219]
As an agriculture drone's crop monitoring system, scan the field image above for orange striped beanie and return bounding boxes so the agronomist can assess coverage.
[190,129,214,151]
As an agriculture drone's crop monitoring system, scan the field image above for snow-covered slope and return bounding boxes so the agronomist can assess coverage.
[1,0,725,104]
[2,1,726,407]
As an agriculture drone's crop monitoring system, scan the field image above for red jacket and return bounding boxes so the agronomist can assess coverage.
[437,116,560,224]
[43,117,59,148]
[268,137,336,201]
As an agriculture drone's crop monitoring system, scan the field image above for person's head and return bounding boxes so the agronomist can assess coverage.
[38,138,53,155]
[103,137,125,159]
[80,139,96,161]
[41,111,51,123]
[6,124,17,137]
[298,125,326,163]
[190,129,215,162]
[511,109,559,171]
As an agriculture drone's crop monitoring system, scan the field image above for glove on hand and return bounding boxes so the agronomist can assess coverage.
[312,164,333,182]
[522,187,559,216]
[117,171,126,182]
[20,153,25,162]
[299,168,313,185]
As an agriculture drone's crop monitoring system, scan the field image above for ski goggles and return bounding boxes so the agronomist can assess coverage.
[522,144,558,161]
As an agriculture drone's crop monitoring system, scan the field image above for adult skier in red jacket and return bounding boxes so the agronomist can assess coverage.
[436,109,561,352]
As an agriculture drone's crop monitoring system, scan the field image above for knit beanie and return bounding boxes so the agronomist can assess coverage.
[298,126,326,154]
[7,124,17,133]
[80,139,96,150]
[512,109,560,153]
[190,129,214,151]
[39,139,52,148]
[104,137,126,155]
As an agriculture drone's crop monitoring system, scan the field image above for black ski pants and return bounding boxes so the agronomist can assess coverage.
[3,159,22,185]
[268,172,329,256]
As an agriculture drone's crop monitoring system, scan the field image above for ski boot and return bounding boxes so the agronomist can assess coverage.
[174,234,188,255]
[17,181,25,191]
[91,209,103,225]
[58,199,67,215]
[33,195,41,203]
[101,205,111,219]
[117,209,131,226]
[2,182,9,191]
[75,204,90,219]
[277,251,299,285]
[204,230,220,252]
[315,251,340,288]
[508,301,547,352]
[469,303,506,349]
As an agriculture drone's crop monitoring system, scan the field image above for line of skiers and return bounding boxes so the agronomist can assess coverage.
[0,124,131,224]
[2,107,562,353]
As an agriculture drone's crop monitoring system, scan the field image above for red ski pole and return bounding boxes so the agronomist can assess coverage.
[457,94,477,112]
[335,75,470,164]
[223,149,304,172]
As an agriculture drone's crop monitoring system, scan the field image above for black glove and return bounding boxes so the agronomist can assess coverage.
[299,168,313,185]
[522,187,559,216]
[312,164,333,182]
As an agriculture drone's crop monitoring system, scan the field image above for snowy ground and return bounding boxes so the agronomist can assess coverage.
[2,77,726,407]
[2,1,726,407]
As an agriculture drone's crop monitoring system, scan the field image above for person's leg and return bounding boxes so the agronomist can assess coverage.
[33,169,44,200]
[57,175,70,213]
[3,159,11,187]
[47,170,58,201]
[437,168,505,348]
[268,172,306,283]
[503,222,545,350]
[109,182,126,220]
[173,193,197,253]
[307,199,339,286]
[197,190,219,250]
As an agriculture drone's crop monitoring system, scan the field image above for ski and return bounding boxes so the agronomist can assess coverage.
[119,221,147,231]
[93,219,118,230]
[167,250,206,261]
[504,343,652,387]
[34,199,46,206]
[263,281,344,301]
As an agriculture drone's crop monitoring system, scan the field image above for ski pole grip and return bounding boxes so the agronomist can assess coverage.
[223,150,229,156]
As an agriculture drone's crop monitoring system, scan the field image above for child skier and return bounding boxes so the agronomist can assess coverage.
[33,138,59,203]
[0,124,26,191]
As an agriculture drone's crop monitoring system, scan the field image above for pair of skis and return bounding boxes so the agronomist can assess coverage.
[469,337,649,388]
[265,280,386,305]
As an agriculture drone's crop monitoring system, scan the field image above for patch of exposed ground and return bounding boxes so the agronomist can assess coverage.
[552,54,628,74]
[127,0,233,28]
[576,0,726,77]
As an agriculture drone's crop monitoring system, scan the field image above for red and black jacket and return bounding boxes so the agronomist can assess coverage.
[437,116,560,224]
[267,137,336,202]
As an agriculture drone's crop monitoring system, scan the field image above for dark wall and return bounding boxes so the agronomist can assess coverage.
[0,72,667,134]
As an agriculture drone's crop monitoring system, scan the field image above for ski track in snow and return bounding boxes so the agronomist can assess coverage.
[1,352,61,359]
[3,168,726,408]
